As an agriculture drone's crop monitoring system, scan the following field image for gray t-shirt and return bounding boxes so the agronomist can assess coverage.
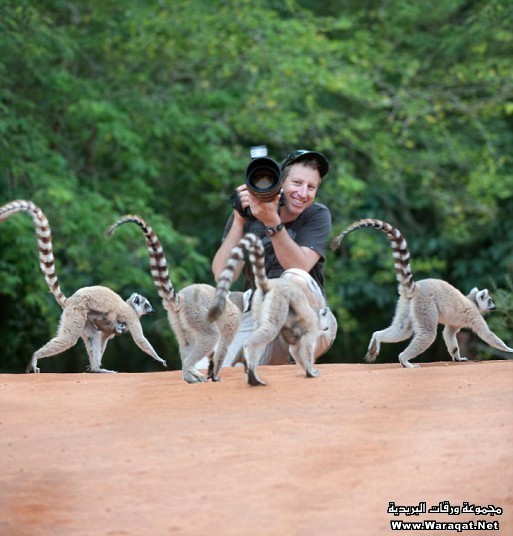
[222,202,331,293]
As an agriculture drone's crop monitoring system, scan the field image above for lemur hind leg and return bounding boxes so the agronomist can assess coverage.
[243,344,267,386]
[243,297,287,386]
[289,335,319,378]
[82,321,118,373]
[209,312,241,381]
[27,305,88,373]
[366,298,412,362]
[243,310,287,386]
[398,329,437,368]
[398,302,438,368]
[181,340,216,383]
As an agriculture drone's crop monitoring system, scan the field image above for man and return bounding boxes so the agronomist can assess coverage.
[212,149,337,366]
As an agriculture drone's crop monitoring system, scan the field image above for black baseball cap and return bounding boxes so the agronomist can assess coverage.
[280,150,329,178]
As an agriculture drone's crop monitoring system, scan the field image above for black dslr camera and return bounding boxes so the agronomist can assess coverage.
[231,145,284,220]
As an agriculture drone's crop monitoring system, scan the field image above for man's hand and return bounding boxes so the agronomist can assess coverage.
[245,187,281,227]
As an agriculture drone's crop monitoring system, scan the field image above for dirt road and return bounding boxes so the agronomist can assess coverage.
[1,360,512,535]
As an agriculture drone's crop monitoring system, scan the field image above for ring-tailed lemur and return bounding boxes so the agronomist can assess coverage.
[330,218,513,368]
[106,215,244,383]
[209,233,330,386]
[0,200,166,373]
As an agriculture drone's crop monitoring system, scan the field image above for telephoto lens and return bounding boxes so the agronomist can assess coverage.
[245,156,282,202]
[230,146,283,220]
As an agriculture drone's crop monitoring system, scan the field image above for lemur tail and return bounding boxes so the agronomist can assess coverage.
[106,215,177,304]
[330,218,415,298]
[208,233,267,322]
[0,200,67,307]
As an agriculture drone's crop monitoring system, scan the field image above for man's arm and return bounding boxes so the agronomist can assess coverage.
[212,183,274,281]
[212,210,246,282]
[267,231,321,273]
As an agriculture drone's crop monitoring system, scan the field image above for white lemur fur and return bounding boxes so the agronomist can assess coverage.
[106,214,243,383]
[208,233,330,386]
[330,218,513,368]
[0,200,166,373]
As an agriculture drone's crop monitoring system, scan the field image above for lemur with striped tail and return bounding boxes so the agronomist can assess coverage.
[0,200,166,373]
[208,233,330,386]
[106,215,243,383]
[330,218,513,368]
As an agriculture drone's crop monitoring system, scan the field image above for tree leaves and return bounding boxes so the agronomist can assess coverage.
[1,0,512,371]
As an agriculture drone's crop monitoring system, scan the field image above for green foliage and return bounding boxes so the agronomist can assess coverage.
[1,0,512,372]
[488,277,513,349]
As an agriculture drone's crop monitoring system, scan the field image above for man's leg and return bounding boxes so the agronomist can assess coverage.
[280,269,337,360]
[222,309,254,367]
[256,334,290,365]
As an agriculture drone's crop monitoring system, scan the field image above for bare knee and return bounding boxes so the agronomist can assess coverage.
[280,270,325,309]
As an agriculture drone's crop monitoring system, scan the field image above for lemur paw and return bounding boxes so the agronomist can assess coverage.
[232,352,248,372]
[364,352,376,363]
[247,368,266,387]
[208,375,222,382]
[400,360,420,369]
[183,370,207,383]
[115,321,127,335]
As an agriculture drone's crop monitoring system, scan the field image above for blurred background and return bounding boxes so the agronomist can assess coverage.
[1,0,512,372]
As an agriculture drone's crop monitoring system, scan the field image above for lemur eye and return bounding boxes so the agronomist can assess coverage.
[134,296,141,305]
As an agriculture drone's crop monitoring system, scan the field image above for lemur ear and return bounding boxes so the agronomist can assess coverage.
[470,287,478,293]
[477,289,489,300]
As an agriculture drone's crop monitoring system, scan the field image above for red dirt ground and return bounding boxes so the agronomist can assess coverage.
[1,360,512,536]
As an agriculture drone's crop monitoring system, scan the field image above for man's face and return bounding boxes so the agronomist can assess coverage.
[281,162,321,218]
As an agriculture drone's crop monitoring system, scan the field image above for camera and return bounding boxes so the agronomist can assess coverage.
[231,145,283,220]
[245,146,282,202]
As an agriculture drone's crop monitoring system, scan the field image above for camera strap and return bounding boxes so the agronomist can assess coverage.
[230,189,247,218]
